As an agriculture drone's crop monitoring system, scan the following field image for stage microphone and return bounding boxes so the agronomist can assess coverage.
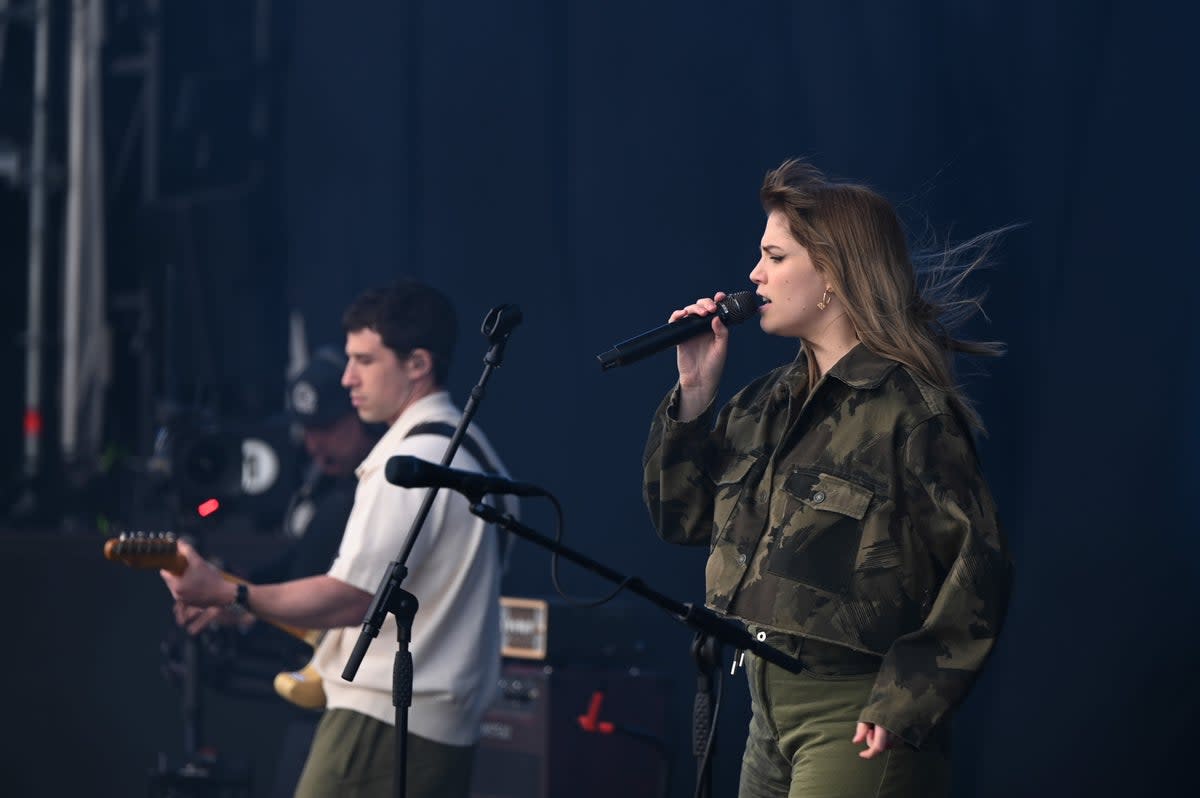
[385,455,545,498]
[596,290,765,371]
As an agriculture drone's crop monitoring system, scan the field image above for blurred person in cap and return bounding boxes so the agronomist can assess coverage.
[265,346,382,582]
[175,346,381,627]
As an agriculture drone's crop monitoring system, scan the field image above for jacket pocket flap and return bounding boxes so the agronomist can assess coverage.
[783,470,873,520]
[709,454,758,486]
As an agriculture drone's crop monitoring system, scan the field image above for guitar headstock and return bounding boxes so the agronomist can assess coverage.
[103,532,188,574]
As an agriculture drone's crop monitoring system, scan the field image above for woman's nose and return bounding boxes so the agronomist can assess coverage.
[749,259,764,283]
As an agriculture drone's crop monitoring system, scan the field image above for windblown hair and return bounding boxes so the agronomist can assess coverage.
[342,278,458,385]
[760,158,1005,430]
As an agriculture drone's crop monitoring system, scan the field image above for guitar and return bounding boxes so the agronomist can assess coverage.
[103,532,327,710]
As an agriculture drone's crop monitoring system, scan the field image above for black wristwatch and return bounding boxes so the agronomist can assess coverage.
[230,583,250,612]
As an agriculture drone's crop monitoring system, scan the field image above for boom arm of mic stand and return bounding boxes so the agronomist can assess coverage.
[466,502,803,674]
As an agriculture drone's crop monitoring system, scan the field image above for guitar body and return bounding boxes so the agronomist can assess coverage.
[274,662,327,710]
[104,532,327,710]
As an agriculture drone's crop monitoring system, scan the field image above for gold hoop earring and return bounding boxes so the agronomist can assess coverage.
[817,289,832,311]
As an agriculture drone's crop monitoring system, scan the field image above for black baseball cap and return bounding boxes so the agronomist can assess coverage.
[286,347,354,428]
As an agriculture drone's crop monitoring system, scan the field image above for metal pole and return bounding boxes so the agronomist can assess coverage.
[142,0,159,204]
[82,0,109,459]
[23,0,50,481]
[60,0,87,465]
[0,0,12,81]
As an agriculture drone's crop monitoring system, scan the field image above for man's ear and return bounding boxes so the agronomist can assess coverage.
[405,348,434,380]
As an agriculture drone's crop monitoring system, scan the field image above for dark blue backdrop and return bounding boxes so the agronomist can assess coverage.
[277,2,1200,795]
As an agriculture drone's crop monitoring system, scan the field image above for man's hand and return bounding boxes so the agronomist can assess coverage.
[173,602,253,636]
[160,539,236,608]
[852,722,897,759]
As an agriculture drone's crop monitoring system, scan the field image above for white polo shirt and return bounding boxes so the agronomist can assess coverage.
[312,391,515,746]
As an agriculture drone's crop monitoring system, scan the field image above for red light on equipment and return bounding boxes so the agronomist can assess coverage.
[197,498,220,517]
[23,408,43,436]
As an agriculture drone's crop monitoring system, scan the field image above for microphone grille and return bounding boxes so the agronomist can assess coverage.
[385,455,420,487]
[719,291,764,325]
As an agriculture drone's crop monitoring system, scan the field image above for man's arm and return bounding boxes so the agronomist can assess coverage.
[162,539,371,631]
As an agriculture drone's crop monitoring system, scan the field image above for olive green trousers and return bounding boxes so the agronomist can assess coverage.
[293,708,475,798]
[738,631,950,798]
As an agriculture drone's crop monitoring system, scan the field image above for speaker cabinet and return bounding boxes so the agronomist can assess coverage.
[470,662,669,798]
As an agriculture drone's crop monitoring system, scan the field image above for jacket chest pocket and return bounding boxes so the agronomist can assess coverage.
[765,469,874,596]
[709,454,762,544]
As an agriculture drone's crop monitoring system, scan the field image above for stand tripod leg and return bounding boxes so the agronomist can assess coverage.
[691,633,720,798]
[391,589,418,798]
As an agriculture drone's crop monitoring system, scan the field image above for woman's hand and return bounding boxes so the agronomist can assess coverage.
[852,722,897,759]
[672,292,730,421]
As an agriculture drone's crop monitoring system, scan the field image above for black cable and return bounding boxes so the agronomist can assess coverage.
[543,491,632,607]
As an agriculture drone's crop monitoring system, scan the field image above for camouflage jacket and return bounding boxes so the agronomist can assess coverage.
[643,344,1011,747]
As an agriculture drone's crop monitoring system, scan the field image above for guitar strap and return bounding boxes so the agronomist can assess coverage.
[403,422,511,567]
[404,422,500,477]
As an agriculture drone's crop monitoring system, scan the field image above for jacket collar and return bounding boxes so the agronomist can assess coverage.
[825,342,899,389]
[785,342,898,391]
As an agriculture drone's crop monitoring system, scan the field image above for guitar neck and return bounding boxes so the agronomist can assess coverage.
[104,534,320,648]
[218,572,319,645]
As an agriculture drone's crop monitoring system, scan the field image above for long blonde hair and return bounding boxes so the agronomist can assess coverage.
[760,158,1005,430]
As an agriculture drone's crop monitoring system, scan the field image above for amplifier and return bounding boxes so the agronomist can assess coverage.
[469,662,669,798]
[500,595,652,665]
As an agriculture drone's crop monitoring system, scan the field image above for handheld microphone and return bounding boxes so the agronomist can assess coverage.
[596,290,765,370]
[384,455,544,498]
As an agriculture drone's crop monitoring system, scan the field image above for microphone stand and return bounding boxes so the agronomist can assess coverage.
[340,304,522,798]
[464,500,804,798]
[691,633,719,798]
